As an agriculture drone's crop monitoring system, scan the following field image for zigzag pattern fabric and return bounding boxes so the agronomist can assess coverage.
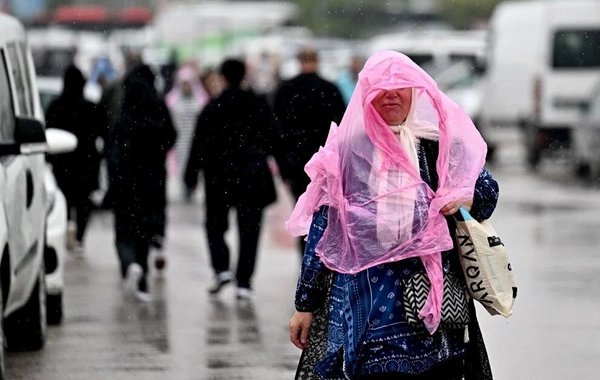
[403,273,470,330]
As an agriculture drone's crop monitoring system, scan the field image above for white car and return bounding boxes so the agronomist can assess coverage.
[0,13,76,378]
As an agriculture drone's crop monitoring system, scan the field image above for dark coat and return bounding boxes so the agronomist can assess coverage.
[107,78,176,240]
[273,72,346,191]
[46,65,106,198]
[185,87,278,209]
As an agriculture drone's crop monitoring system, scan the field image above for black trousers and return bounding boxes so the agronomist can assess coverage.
[115,211,150,292]
[205,201,263,289]
[66,191,94,242]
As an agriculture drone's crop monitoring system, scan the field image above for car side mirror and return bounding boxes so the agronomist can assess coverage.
[0,117,47,157]
[46,128,78,155]
[15,117,47,154]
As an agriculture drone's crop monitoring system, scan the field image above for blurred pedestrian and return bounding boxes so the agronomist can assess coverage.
[336,55,364,106]
[160,50,178,95]
[185,59,280,300]
[107,76,176,302]
[46,64,106,254]
[94,57,122,129]
[201,67,225,99]
[273,47,346,256]
[287,51,497,380]
[124,63,177,273]
[166,65,209,200]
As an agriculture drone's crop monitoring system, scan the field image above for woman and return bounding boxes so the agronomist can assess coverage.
[287,51,498,379]
[166,65,209,199]
[107,77,175,301]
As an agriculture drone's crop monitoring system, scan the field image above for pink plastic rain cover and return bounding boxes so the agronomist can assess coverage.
[286,51,487,332]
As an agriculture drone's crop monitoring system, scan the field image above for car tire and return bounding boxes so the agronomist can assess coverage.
[46,293,63,325]
[5,265,47,351]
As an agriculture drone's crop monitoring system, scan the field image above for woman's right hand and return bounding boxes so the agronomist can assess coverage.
[289,311,313,349]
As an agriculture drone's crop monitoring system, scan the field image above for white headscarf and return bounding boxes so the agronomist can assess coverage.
[372,88,440,249]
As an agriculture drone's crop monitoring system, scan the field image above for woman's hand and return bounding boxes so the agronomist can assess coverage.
[441,199,473,216]
[289,311,313,349]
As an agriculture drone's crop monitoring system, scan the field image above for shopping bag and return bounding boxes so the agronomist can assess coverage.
[454,207,517,317]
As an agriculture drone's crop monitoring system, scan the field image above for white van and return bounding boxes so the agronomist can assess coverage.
[481,0,600,167]
[366,30,487,70]
[0,13,76,376]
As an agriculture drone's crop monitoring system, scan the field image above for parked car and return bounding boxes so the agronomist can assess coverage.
[0,13,76,378]
[481,0,600,168]
[366,30,487,69]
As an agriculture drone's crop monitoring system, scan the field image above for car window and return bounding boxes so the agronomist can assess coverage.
[32,48,75,77]
[18,43,35,116]
[5,43,29,116]
[404,54,434,68]
[552,30,600,69]
[0,51,16,143]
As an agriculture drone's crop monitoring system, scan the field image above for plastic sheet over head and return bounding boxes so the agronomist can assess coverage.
[286,51,487,333]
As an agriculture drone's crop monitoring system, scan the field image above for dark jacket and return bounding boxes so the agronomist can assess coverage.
[273,73,346,187]
[107,78,176,239]
[46,65,106,198]
[185,87,278,209]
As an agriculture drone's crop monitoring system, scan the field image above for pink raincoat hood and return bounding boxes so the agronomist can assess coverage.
[286,51,487,333]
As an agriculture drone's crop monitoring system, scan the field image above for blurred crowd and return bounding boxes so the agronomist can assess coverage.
[48,47,361,301]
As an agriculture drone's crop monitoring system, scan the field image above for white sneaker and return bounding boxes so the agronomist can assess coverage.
[236,287,252,300]
[208,271,234,294]
[123,263,143,294]
[136,291,153,303]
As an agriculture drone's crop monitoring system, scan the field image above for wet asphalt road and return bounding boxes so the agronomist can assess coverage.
[7,127,600,380]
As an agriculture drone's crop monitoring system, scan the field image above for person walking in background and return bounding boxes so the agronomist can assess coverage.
[166,65,209,201]
[200,67,225,99]
[124,62,177,272]
[160,50,179,95]
[107,77,176,302]
[185,59,280,300]
[273,47,346,256]
[336,55,364,106]
[46,64,106,254]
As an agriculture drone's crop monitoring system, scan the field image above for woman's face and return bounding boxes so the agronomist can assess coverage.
[372,88,413,126]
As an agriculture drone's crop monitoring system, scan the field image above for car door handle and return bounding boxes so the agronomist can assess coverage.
[26,170,33,209]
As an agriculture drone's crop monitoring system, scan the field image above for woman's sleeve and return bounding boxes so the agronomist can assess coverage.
[470,168,500,222]
[294,206,331,313]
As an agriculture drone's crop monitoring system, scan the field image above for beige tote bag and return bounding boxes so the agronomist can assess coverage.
[454,207,517,317]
